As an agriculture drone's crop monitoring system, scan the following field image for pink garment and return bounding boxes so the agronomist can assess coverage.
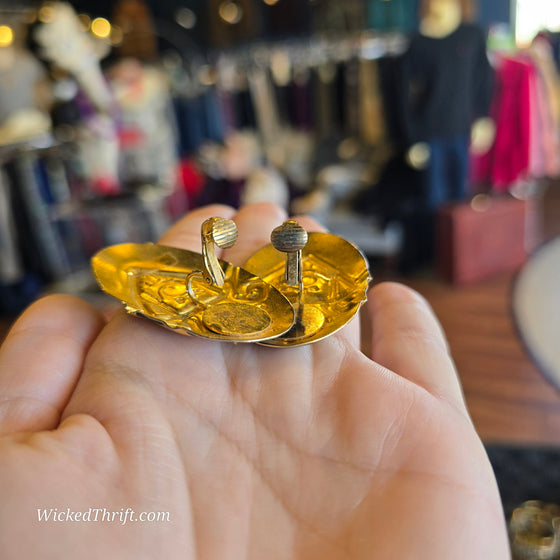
[471,53,560,190]
[489,56,532,191]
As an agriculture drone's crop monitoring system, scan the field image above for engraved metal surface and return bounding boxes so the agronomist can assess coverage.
[244,232,371,347]
[92,243,295,342]
[510,501,560,560]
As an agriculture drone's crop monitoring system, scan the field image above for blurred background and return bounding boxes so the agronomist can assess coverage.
[1,0,560,543]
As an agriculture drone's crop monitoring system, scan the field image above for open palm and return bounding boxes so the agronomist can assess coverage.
[0,203,509,559]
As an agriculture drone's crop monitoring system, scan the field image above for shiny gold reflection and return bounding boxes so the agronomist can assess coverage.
[244,232,371,347]
[92,243,295,343]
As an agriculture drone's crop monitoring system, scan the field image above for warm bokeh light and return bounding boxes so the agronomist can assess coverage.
[471,194,492,213]
[337,138,360,160]
[0,25,13,47]
[110,25,124,46]
[0,25,14,47]
[91,17,111,39]
[38,3,55,23]
[263,0,280,5]
[78,13,92,31]
[270,50,291,86]
[219,1,243,25]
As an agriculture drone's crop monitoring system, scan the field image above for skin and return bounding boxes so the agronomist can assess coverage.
[0,203,510,559]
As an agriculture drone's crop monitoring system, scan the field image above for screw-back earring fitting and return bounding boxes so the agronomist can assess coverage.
[91,217,295,343]
[244,220,371,347]
[91,216,371,347]
[201,217,238,287]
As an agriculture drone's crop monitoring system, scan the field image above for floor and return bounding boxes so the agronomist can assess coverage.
[405,183,560,446]
[1,185,559,446]
[407,273,560,445]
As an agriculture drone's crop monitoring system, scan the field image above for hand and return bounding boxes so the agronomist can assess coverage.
[0,203,509,559]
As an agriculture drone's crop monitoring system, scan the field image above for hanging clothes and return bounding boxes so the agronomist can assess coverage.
[170,38,410,160]
[312,62,338,139]
[216,88,237,136]
[359,58,387,146]
[472,52,560,191]
[273,80,292,128]
[0,48,47,128]
[402,23,494,145]
[292,68,314,132]
[536,31,560,73]
[402,23,494,208]
[231,87,257,130]
[378,54,409,146]
[334,62,348,134]
[471,57,529,190]
[173,88,226,157]
[248,67,282,157]
[344,58,361,138]
[4,153,69,282]
[528,40,560,179]
[0,168,23,285]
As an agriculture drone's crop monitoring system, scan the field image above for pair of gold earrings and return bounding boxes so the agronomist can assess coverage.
[92,217,371,347]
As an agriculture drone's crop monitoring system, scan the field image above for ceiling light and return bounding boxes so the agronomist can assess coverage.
[0,26,13,47]
[91,17,111,39]
[219,1,243,25]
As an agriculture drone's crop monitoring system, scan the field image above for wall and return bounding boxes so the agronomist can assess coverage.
[478,0,512,27]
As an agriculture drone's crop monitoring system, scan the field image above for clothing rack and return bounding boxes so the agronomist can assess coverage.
[168,31,410,162]
[0,135,59,166]
[166,31,408,99]
[0,136,176,315]
[210,31,409,81]
[472,42,560,192]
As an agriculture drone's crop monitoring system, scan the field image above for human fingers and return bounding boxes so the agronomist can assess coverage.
[367,282,466,411]
[61,204,252,430]
[288,214,327,234]
[158,204,236,251]
[220,202,287,265]
[0,295,105,435]
[65,204,283,417]
[65,204,237,400]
